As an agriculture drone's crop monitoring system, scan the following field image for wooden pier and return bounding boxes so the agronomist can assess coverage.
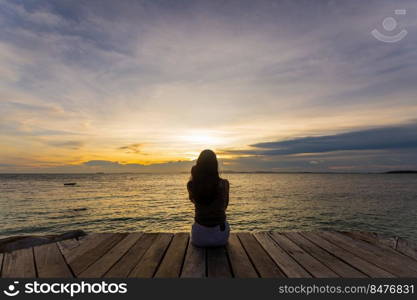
[1,231,417,278]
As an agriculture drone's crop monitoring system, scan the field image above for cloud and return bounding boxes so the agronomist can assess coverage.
[57,159,195,173]
[0,101,62,113]
[222,148,417,173]
[0,163,15,167]
[0,120,80,137]
[47,140,85,150]
[118,143,142,154]
[83,160,120,167]
[227,123,417,156]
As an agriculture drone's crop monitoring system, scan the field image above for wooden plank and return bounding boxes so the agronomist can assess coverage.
[301,232,394,278]
[34,242,73,278]
[284,232,367,278]
[128,233,173,278]
[181,243,206,278]
[70,233,127,276]
[342,232,398,249]
[343,231,379,243]
[5,231,415,280]
[2,248,36,278]
[154,233,189,278]
[58,236,89,260]
[105,233,157,278]
[269,232,338,278]
[254,232,311,278]
[396,238,417,261]
[0,253,3,277]
[226,233,258,278]
[324,232,417,274]
[57,238,80,257]
[238,232,284,278]
[207,247,232,278]
[79,233,143,278]
[319,232,417,277]
[0,253,3,278]
[58,234,113,263]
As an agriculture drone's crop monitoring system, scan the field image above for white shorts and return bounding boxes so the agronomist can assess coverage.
[191,221,230,247]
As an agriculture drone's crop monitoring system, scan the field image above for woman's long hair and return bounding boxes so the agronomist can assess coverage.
[189,149,220,204]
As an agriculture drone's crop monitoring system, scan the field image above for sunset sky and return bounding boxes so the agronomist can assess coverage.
[1,0,417,173]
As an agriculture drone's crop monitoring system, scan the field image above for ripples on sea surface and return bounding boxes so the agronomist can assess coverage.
[1,173,417,241]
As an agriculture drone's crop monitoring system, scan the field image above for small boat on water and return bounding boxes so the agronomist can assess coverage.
[64,182,77,186]
[72,207,87,212]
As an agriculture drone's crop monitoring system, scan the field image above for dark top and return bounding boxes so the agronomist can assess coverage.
[187,179,229,227]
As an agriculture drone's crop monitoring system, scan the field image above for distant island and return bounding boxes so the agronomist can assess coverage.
[385,170,417,174]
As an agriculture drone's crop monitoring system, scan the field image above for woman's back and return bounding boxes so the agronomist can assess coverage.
[188,178,229,227]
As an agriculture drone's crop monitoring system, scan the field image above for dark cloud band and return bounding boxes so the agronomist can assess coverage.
[227,123,417,156]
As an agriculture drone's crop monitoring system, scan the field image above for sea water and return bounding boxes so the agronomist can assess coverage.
[1,173,416,241]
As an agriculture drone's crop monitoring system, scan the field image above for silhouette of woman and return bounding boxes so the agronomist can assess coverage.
[187,149,230,247]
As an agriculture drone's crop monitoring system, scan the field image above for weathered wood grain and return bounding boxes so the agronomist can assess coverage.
[2,248,36,278]
[319,232,417,277]
[342,231,398,249]
[238,232,284,278]
[69,233,127,276]
[269,232,338,278]
[396,238,417,261]
[34,242,73,278]
[105,233,157,278]
[226,233,258,278]
[181,241,206,278]
[154,233,189,278]
[301,232,394,278]
[207,247,232,278]
[58,234,113,264]
[284,232,367,278]
[79,233,143,278]
[3,231,416,278]
[254,232,310,278]
[0,253,3,276]
[128,233,173,278]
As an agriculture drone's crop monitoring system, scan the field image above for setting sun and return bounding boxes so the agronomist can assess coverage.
[180,132,225,146]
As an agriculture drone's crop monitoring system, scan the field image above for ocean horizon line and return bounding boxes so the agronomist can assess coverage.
[1,170,417,175]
